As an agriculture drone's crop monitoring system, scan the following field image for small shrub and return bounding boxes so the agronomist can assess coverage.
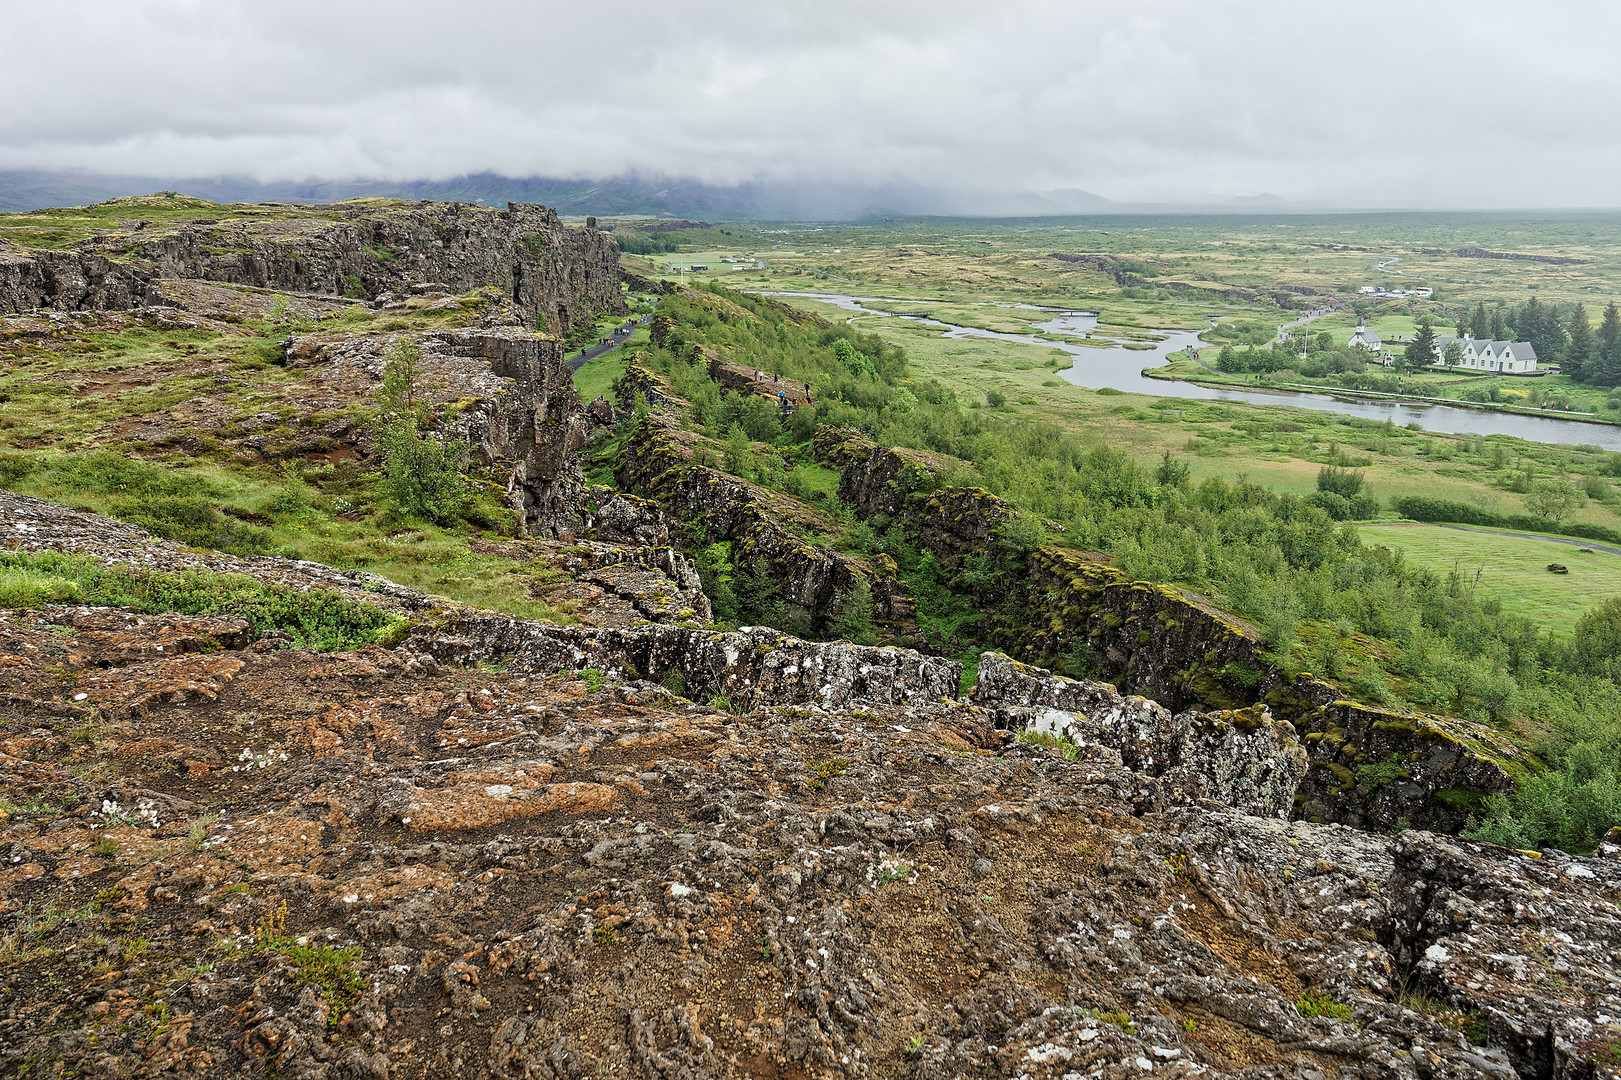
[1077,1008,1134,1034]
[1017,729,1081,761]
[91,836,119,858]
[829,579,876,645]
[579,668,607,693]
[592,924,618,946]
[253,899,365,1024]
[1296,990,1354,1020]
[0,551,401,651]
[874,863,910,885]
[187,812,220,850]
[1164,852,1196,886]
[805,758,851,789]
[372,340,469,524]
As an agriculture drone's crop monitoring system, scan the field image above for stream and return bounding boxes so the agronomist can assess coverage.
[755,290,1621,451]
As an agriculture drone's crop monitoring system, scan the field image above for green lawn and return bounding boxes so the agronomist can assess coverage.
[1355,523,1621,633]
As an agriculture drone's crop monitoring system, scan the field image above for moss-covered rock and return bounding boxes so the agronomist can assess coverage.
[616,417,905,633]
[811,424,1520,835]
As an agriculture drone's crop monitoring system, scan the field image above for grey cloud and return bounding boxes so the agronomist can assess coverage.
[3,0,1620,207]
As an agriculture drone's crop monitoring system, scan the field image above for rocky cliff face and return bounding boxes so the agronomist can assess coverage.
[0,200,623,336]
[285,322,595,539]
[615,415,908,632]
[813,426,1524,835]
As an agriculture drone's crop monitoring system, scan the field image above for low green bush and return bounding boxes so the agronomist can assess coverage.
[0,550,402,651]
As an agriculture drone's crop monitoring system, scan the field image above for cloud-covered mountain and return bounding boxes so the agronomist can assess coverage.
[0,170,1119,220]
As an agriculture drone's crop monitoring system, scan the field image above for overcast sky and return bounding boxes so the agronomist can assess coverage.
[3,0,1619,208]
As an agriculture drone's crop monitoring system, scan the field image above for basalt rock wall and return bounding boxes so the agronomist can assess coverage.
[616,416,906,632]
[0,247,165,314]
[1268,677,1522,834]
[813,425,1521,834]
[613,358,685,409]
[0,201,623,336]
[814,425,984,526]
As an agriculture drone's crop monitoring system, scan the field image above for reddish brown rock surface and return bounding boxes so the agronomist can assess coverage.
[2,593,1619,1079]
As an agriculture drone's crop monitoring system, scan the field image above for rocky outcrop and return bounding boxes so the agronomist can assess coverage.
[2,592,1618,1080]
[612,356,685,408]
[973,652,1309,818]
[1271,677,1522,834]
[287,323,595,539]
[0,200,623,336]
[812,425,1524,835]
[0,246,165,313]
[545,539,712,626]
[815,424,985,525]
[407,614,959,710]
[1015,546,1269,709]
[707,356,813,403]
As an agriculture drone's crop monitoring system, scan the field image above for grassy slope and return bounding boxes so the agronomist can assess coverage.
[0,193,383,250]
[0,295,577,620]
[1356,523,1621,634]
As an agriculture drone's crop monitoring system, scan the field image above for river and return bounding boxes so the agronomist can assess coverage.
[756,290,1621,451]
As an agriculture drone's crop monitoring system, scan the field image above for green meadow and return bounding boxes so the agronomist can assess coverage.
[1356,523,1621,634]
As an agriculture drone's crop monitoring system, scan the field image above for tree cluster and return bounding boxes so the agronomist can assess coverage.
[1453,297,1621,386]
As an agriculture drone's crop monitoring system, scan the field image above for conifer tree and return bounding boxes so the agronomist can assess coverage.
[1490,305,1507,341]
[1470,302,1489,339]
[1600,302,1621,387]
[1405,315,1438,370]
[1516,296,1565,362]
[1564,304,1594,383]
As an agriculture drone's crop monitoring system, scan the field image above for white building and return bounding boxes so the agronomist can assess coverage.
[1433,335,1539,374]
[1360,286,1434,299]
[1348,323,1383,353]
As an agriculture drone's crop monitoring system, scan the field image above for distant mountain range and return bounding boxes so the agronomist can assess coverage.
[0,169,1129,220]
[6,170,1509,219]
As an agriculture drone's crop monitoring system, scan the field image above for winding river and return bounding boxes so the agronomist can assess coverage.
[756,291,1621,451]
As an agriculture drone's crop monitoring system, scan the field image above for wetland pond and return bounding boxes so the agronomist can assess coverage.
[758,290,1621,451]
